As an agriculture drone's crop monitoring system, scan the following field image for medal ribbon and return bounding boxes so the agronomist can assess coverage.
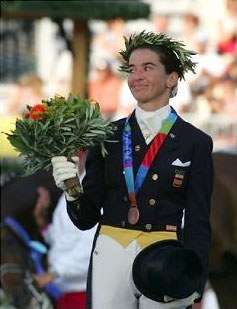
[123,108,177,207]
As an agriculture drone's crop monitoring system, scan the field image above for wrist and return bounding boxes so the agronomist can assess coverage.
[65,191,81,202]
[65,181,83,201]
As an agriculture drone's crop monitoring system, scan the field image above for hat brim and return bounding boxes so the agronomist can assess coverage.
[132,239,202,302]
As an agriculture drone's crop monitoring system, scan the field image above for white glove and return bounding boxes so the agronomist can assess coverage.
[51,156,80,201]
[164,291,200,307]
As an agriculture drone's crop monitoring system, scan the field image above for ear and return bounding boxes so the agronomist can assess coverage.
[166,72,179,88]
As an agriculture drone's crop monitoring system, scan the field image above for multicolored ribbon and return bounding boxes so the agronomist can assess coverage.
[123,107,177,207]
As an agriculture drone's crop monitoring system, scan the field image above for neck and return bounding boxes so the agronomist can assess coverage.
[137,100,169,112]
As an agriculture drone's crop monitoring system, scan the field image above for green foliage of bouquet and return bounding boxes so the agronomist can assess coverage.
[6,94,115,176]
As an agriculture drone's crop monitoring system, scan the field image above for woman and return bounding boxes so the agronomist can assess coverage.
[51,31,214,309]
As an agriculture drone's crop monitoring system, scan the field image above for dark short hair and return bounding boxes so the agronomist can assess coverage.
[129,44,183,78]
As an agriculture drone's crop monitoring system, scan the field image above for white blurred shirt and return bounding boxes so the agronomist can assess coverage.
[43,193,96,292]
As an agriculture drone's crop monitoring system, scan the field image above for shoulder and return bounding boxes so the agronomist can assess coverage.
[106,117,126,141]
[179,116,213,145]
[112,117,126,130]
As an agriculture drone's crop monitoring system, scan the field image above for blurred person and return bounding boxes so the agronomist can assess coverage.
[151,14,178,41]
[152,15,170,34]
[179,13,208,51]
[223,57,237,83]
[1,170,62,309]
[91,18,125,60]
[173,14,214,115]
[193,85,223,124]
[7,73,44,116]
[33,155,96,309]
[214,76,237,118]
[194,73,236,150]
[33,194,96,309]
[184,35,226,115]
[208,57,237,119]
[191,34,225,80]
[208,96,223,115]
[221,58,237,118]
[51,31,214,309]
[88,59,122,120]
[217,0,237,55]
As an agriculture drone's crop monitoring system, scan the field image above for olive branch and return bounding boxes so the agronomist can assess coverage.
[5,94,115,176]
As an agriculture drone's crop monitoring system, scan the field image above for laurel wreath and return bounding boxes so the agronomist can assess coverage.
[119,31,197,80]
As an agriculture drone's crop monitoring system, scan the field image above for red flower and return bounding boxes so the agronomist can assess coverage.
[28,104,47,120]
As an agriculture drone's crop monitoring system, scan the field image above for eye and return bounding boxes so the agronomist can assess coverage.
[144,65,152,71]
[128,68,135,74]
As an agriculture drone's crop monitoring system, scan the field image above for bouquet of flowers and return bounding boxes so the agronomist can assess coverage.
[6,94,115,195]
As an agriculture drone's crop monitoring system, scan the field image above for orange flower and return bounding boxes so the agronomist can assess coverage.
[28,104,47,120]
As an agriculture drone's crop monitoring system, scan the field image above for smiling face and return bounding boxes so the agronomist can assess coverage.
[127,48,178,111]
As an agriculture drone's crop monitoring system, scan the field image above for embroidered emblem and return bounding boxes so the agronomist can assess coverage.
[173,169,185,188]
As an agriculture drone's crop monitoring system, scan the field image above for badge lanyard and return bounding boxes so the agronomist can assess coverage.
[122,108,177,224]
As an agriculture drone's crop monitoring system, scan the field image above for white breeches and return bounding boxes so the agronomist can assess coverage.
[91,234,189,309]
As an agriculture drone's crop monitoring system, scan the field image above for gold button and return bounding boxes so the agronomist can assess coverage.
[152,173,159,180]
[149,199,156,206]
[145,224,152,230]
[135,145,141,151]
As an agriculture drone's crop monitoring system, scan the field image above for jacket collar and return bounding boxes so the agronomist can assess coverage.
[112,111,185,153]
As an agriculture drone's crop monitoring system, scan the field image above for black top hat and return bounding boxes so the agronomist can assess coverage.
[132,239,203,302]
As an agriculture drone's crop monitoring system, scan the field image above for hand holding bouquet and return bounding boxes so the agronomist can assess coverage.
[6,94,115,196]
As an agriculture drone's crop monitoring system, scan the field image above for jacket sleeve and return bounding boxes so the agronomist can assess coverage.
[183,133,214,296]
[67,145,105,230]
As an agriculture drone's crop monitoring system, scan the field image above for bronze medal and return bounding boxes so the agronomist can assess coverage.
[128,206,140,225]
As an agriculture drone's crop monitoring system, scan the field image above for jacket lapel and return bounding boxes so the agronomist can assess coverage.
[159,116,183,154]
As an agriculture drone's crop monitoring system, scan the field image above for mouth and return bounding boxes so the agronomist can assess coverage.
[132,85,148,91]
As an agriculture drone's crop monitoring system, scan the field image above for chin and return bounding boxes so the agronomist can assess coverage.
[137,99,150,104]
[132,91,149,102]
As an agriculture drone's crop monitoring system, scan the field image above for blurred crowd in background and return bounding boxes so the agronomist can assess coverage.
[0,0,236,157]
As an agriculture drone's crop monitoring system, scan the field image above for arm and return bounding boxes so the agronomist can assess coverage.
[67,145,105,230]
[183,134,214,296]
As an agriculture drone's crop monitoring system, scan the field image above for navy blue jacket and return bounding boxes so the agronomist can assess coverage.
[67,112,214,297]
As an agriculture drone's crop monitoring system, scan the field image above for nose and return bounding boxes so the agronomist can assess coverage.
[131,69,145,81]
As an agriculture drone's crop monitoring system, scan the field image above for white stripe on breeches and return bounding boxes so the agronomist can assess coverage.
[91,234,188,309]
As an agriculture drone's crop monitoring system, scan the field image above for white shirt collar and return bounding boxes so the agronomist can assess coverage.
[135,104,171,122]
[135,105,171,144]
